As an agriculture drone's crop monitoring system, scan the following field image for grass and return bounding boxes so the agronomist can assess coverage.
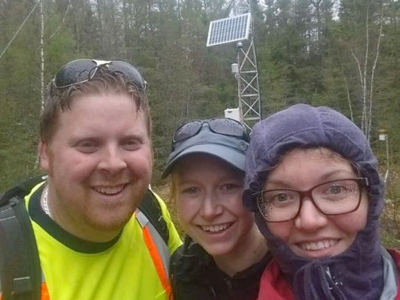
[381,229,400,249]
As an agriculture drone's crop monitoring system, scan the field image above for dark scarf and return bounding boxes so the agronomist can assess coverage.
[170,237,272,300]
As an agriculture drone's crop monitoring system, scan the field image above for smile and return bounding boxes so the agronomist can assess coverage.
[92,184,126,195]
[298,239,339,251]
[199,223,233,233]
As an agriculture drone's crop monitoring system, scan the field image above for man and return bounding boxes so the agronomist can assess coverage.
[1,59,181,300]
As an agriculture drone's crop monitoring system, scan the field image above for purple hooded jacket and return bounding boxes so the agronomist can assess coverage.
[244,104,385,300]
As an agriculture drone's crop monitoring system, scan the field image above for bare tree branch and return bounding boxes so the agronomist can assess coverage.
[40,0,44,108]
[342,71,354,122]
[49,1,71,40]
[367,2,384,140]
[351,48,364,127]
[362,6,370,136]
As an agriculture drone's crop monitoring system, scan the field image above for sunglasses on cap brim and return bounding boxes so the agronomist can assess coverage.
[172,117,250,147]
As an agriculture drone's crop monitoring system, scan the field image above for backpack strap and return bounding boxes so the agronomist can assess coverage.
[0,177,44,300]
[138,190,169,245]
[136,190,172,296]
[0,176,47,207]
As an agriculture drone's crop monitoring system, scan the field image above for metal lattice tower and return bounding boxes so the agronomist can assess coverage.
[207,0,262,130]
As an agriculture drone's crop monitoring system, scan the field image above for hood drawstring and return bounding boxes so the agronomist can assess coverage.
[292,262,347,300]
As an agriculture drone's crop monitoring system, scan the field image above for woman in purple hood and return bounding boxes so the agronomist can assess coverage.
[244,104,400,300]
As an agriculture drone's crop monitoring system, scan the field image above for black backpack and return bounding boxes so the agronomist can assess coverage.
[0,176,169,300]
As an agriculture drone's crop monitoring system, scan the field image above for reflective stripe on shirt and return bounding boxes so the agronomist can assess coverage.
[136,210,172,297]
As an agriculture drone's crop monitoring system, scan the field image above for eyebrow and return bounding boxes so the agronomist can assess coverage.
[266,170,357,188]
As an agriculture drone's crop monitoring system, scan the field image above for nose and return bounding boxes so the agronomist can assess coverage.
[294,197,328,231]
[200,194,223,220]
[98,145,127,173]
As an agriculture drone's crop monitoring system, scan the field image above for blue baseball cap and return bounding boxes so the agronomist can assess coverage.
[162,118,249,178]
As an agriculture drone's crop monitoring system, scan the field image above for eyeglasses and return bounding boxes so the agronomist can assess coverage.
[256,178,368,223]
[52,59,147,91]
[173,118,250,145]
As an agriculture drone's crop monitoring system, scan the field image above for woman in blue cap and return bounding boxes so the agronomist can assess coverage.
[244,104,400,300]
[162,117,270,300]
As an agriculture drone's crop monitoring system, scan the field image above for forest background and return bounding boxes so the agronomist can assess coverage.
[1,0,400,245]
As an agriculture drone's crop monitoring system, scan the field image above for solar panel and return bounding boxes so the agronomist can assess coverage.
[207,13,251,47]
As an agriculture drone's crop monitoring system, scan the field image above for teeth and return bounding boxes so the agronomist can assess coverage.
[300,239,337,251]
[94,185,125,195]
[201,223,231,233]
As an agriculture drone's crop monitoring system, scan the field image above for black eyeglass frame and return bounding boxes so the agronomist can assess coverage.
[255,177,369,223]
[172,117,250,146]
[52,59,147,91]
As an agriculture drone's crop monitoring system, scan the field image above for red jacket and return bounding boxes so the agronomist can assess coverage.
[257,249,400,300]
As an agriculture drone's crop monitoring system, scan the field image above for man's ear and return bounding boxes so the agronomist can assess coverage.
[38,140,50,171]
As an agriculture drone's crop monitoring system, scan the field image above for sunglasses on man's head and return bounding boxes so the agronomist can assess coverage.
[173,118,250,145]
[53,59,147,91]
